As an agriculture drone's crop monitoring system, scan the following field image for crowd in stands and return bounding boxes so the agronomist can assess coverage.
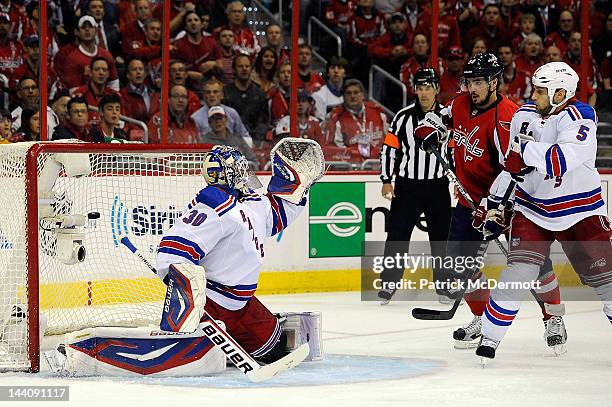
[0,0,610,169]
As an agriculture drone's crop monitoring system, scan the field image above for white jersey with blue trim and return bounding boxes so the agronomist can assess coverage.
[500,99,606,231]
[156,185,305,310]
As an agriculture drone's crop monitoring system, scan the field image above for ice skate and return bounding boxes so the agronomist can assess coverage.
[453,315,481,349]
[378,288,396,305]
[476,336,499,366]
[544,316,567,356]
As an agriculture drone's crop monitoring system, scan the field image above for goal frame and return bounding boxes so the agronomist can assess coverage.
[22,142,213,372]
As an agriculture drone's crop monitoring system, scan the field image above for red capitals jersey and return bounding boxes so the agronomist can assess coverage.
[0,39,23,88]
[172,36,222,70]
[213,26,260,58]
[324,101,387,159]
[324,0,355,30]
[347,7,386,46]
[443,92,518,207]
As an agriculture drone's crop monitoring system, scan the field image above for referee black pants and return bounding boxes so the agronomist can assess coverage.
[380,177,452,290]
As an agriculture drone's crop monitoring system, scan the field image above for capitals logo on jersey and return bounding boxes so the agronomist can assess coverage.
[452,124,484,161]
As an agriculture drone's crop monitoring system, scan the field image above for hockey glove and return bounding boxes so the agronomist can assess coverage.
[414,112,447,152]
[505,134,534,182]
[472,196,514,240]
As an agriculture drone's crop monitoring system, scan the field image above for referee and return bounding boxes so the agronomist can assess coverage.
[378,68,452,304]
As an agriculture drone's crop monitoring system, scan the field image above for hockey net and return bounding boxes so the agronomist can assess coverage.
[0,142,212,371]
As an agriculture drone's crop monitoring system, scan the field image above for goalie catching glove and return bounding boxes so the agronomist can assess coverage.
[472,195,514,240]
[414,112,447,152]
[268,138,325,204]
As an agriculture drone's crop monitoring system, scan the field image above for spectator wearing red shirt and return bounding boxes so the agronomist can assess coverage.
[400,33,445,98]
[148,84,199,144]
[544,9,575,56]
[124,18,161,64]
[439,46,465,104]
[511,13,537,54]
[169,60,201,114]
[213,1,260,58]
[52,96,102,142]
[13,34,38,85]
[72,57,121,123]
[368,12,411,74]
[466,4,510,57]
[121,0,151,56]
[324,79,387,160]
[499,0,521,39]
[397,0,430,36]
[173,11,222,83]
[272,91,324,144]
[217,27,238,84]
[296,44,326,94]
[450,0,483,49]
[0,0,28,40]
[120,58,159,123]
[269,62,291,125]
[514,33,544,77]
[347,0,386,84]
[324,0,356,35]
[55,16,119,92]
[564,31,600,106]
[497,43,531,104]
[87,0,122,62]
[0,12,23,90]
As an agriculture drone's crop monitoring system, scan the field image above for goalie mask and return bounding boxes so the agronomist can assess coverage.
[203,146,261,192]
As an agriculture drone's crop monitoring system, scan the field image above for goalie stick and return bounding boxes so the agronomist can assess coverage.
[411,145,546,320]
[119,236,310,382]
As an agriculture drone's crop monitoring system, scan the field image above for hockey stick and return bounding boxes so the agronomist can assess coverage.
[411,146,541,320]
[119,236,310,382]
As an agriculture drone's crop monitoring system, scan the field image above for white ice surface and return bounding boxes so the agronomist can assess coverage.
[1,292,610,407]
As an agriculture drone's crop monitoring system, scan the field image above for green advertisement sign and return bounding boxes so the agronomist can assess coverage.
[309,182,365,258]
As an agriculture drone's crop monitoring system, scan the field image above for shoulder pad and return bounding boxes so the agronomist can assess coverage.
[564,101,597,124]
[195,186,238,216]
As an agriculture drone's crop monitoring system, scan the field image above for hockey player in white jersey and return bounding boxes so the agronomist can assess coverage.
[477,62,612,362]
[156,142,323,364]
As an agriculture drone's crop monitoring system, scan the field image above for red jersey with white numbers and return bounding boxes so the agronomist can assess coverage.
[443,92,518,207]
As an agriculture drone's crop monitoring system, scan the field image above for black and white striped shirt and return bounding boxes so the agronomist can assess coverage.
[380,102,448,182]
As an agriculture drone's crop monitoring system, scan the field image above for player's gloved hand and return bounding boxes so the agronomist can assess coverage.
[505,134,534,182]
[414,112,447,152]
[472,196,513,240]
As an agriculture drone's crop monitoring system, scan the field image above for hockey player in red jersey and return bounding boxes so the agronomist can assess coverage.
[476,62,612,362]
[415,53,565,349]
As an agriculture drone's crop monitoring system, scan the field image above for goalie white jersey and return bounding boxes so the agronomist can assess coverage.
[156,185,305,310]
[493,100,606,231]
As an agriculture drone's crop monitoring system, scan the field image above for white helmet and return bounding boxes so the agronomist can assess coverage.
[203,145,250,191]
[532,62,579,112]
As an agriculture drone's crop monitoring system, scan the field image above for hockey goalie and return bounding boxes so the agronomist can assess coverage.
[46,139,325,379]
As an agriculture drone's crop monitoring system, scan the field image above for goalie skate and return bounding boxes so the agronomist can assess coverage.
[544,316,567,356]
[453,315,481,349]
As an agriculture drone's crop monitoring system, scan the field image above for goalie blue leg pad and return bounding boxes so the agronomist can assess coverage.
[55,326,226,377]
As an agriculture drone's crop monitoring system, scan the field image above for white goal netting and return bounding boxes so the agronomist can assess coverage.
[0,142,210,371]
